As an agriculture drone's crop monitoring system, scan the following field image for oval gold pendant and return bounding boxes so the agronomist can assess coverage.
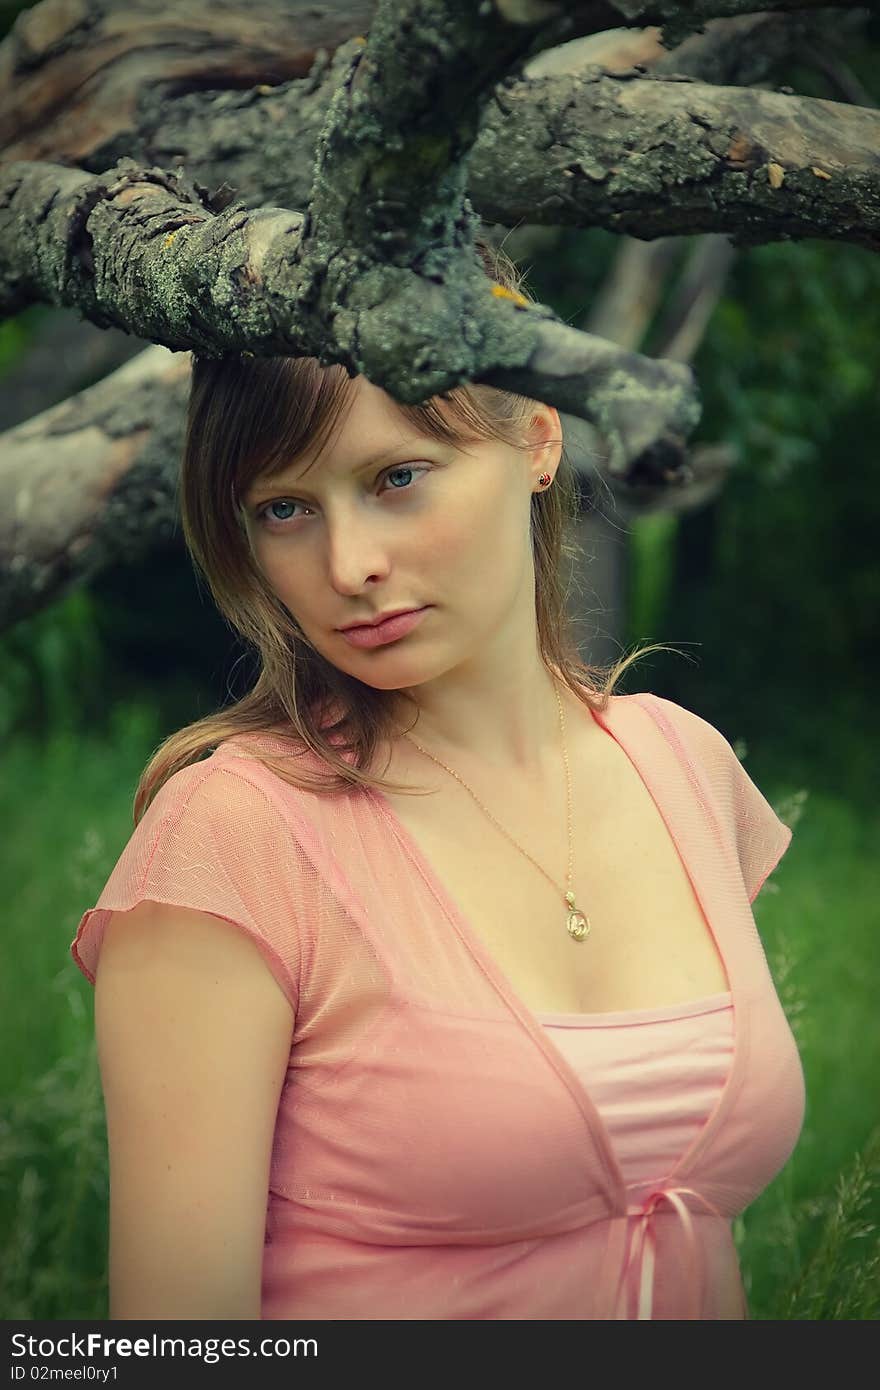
[566,910,591,942]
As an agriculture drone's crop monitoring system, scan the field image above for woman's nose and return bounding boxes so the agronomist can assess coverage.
[325,512,392,594]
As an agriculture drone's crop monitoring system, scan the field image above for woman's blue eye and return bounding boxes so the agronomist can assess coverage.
[256,464,428,527]
[262,500,302,523]
[385,466,415,488]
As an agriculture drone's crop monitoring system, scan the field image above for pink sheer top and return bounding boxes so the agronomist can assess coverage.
[70,691,805,1319]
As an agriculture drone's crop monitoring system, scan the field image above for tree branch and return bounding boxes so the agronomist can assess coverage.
[652,234,738,362]
[4,4,874,249]
[795,35,877,108]
[3,0,866,169]
[537,0,869,51]
[0,5,824,435]
[526,9,870,87]
[0,149,698,445]
[0,0,375,164]
[569,231,739,512]
[0,346,189,632]
[6,0,861,628]
[474,66,880,248]
[1,0,707,475]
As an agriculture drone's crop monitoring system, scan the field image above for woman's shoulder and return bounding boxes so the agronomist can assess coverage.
[201,726,373,831]
[135,730,321,841]
[599,688,732,749]
[590,688,752,796]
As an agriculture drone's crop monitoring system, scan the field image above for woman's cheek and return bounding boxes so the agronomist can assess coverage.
[261,555,310,614]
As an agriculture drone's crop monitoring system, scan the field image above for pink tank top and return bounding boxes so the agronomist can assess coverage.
[535,990,736,1317]
[535,991,735,1189]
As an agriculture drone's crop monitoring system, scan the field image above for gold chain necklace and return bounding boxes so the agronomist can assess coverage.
[402,679,592,943]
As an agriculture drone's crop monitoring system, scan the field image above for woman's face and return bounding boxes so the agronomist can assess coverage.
[242,375,560,694]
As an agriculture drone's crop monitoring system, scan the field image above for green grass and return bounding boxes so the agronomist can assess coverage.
[1,704,877,1318]
[0,703,162,1320]
[733,771,880,1318]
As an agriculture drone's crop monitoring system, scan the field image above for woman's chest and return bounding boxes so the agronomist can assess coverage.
[379,727,730,1016]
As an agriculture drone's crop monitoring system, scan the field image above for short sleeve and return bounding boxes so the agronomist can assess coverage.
[643,694,794,903]
[727,746,793,903]
[70,761,302,1012]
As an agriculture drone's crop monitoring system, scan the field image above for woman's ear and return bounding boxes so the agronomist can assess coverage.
[525,406,563,484]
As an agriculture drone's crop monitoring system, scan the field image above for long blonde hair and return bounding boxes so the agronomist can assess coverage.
[133,232,676,824]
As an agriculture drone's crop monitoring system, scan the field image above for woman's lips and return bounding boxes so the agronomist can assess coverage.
[338,607,430,649]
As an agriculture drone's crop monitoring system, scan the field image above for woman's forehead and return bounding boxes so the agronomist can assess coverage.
[251,377,472,487]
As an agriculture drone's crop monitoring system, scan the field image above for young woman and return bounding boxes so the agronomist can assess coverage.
[71,235,804,1320]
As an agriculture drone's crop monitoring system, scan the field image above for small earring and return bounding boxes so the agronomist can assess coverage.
[537,472,552,487]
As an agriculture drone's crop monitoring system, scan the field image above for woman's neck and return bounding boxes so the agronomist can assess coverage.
[390,660,574,780]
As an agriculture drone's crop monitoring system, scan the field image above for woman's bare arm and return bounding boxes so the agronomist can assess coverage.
[94,900,294,1319]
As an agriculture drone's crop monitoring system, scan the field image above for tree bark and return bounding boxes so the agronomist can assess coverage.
[0,0,375,164]
[2,0,865,167]
[474,69,880,249]
[1,0,876,631]
[4,6,875,249]
[0,345,188,632]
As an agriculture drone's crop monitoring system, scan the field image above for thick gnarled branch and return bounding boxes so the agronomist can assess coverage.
[474,67,880,248]
[0,153,698,457]
[1,0,709,480]
[0,0,875,635]
[2,0,866,166]
[0,230,737,630]
[0,346,189,632]
[3,6,875,251]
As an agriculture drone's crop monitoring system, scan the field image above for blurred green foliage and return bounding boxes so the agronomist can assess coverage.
[526,229,880,809]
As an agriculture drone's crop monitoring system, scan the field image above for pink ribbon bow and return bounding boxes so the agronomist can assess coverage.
[610,1184,725,1319]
